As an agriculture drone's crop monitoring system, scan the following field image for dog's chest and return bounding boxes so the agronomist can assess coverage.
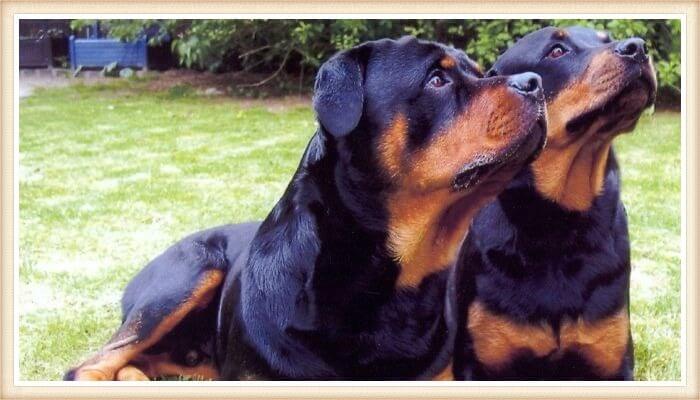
[466,301,629,377]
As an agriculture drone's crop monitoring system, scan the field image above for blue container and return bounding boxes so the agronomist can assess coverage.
[69,35,147,70]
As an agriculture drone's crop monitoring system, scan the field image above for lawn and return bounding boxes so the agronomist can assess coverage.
[18,79,681,381]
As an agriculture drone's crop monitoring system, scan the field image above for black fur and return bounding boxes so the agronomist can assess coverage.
[65,36,545,381]
[452,26,656,380]
[453,161,635,380]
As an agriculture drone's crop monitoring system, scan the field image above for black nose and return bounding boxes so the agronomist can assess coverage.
[615,37,648,62]
[507,72,542,98]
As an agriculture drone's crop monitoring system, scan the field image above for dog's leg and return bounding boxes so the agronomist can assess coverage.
[115,365,150,381]
[115,353,219,381]
[63,223,259,381]
[64,268,224,381]
[64,224,260,381]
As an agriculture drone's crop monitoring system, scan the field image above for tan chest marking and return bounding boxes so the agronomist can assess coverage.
[559,310,630,377]
[388,190,488,288]
[468,302,557,370]
[468,302,629,377]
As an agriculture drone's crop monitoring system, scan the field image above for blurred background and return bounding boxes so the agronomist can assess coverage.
[20,19,680,106]
[18,19,681,381]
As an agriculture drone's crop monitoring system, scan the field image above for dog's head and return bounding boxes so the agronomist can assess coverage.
[489,26,657,211]
[313,36,546,287]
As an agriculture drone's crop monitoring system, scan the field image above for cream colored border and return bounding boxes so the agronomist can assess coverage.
[1,1,697,399]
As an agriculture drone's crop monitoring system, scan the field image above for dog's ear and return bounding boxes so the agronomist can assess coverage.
[313,45,369,137]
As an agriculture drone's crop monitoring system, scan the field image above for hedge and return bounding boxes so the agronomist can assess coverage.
[71,19,681,100]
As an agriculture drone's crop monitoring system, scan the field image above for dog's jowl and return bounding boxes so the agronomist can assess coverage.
[452,27,656,380]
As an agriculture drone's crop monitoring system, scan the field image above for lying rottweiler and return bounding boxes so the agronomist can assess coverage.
[452,27,657,380]
[65,36,546,380]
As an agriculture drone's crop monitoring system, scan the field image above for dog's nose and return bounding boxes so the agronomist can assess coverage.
[615,37,648,62]
[508,72,542,98]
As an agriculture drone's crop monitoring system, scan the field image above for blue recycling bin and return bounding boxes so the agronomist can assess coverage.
[69,35,147,70]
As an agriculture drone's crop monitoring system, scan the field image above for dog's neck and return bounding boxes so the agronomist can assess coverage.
[260,132,391,273]
[265,130,481,291]
[335,140,509,290]
[383,185,504,289]
[530,122,616,212]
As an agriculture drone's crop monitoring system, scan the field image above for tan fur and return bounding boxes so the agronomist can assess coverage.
[532,51,629,211]
[379,87,537,288]
[72,270,224,381]
[560,309,630,377]
[116,353,220,381]
[115,365,150,381]
[468,301,557,370]
[440,56,457,69]
[377,114,408,180]
[468,301,630,376]
[432,361,454,381]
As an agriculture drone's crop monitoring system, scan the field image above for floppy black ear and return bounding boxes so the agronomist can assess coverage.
[312,47,367,137]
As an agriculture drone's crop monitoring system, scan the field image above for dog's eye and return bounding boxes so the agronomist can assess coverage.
[547,44,568,59]
[427,71,448,88]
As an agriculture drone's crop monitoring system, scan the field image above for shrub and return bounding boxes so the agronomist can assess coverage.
[69,19,681,100]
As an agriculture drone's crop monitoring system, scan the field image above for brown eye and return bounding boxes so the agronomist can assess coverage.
[548,45,568,59]
[428,74,446,88]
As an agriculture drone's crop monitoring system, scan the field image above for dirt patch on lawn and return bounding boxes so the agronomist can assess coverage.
[149,69,311,94]
[232,96,313,112]
[147,69,313,110]
[21,68,314,110]
[147,69,248,91]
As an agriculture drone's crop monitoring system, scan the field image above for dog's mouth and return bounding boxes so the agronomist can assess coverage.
[452,113,547,191]
[565,64,656,136]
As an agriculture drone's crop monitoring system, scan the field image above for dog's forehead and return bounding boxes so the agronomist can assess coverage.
[492,27,557,70]
[364,37,482,95]
[363,38,437,90]
[445,46,483,75]
[566,26,612,47]
[368,37,479,73]
[371,36,442,64]
[493,26,611,72]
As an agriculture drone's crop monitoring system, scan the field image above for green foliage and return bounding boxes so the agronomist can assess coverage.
[71,19,681,94]
[466,20,548,66]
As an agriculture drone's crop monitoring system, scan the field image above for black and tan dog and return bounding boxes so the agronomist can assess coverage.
[65,36,546,380]
[452,27,657,380]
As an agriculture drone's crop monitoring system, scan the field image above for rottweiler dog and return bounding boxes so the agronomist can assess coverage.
[65,36,546,381]
[452,27,657,380]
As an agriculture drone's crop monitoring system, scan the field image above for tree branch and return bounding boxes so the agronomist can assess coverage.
[237,48,293,88]
[238,44,272,59]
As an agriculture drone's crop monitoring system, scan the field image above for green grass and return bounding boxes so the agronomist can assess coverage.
[18,80,681,381]
[615,111,682,381]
